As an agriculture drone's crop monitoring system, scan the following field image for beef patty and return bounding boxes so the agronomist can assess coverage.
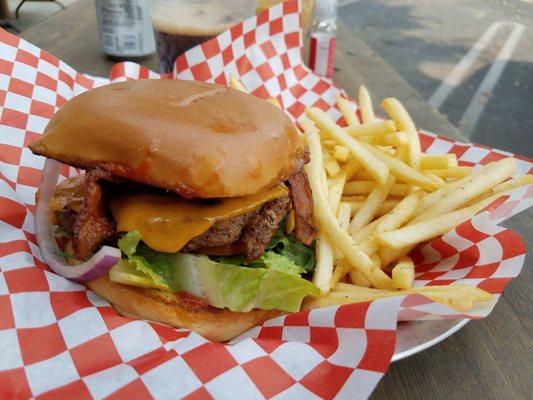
[54,168,315,263]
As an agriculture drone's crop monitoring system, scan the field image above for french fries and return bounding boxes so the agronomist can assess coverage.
[267,97,281,108]
[377,192,506,249]
[366,131,409,147]
[359,86,376,123]
[323,151,341,177]
[374,190,423,233]
[314,232,335,294]
[421,154,458,169]
[349,176,396,233]
[303,283,492,312]
[381,97,422,170]
[425,166,472,179]
[349,270,372,287]
[336,202,352,234]
[306,108,390,185]
[328,173,346,213]
[339,159,362,181]
[305,130,392,289]
[357,190,424,256]
[466,174,533,205]
[344,120,396,138]
[333,145,350,162]
[344,181,408,197]
[229,75,247,92]
[413,167,485,217]
[412,158,516,223]
[303,86,529,313]
[336,96,360,126]
[347,198,400,218]
[422,171,447,187]
[360,142,441,191]
[391,257,415,289]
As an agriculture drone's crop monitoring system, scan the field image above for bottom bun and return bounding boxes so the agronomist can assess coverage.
[87,275,282,342]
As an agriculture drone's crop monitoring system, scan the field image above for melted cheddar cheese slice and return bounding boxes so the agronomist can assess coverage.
[110,185,288,253]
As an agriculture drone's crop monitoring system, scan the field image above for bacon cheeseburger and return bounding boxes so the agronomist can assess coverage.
[30,80,319,341]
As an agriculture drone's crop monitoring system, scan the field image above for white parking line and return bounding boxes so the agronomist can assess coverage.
[338,0,362,7]
[428,21,504,109]
[457,23,525,136]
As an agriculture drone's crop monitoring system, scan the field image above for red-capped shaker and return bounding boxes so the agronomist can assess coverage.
[308,0,337,78]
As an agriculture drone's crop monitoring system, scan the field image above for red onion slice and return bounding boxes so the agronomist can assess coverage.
[35,159,121,281]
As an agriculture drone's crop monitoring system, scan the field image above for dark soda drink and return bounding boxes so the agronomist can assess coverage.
[154,31,216,73]
[150,0,257,73]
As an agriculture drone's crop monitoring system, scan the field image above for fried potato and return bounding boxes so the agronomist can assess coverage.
[336,96,360,126]
[412,158,516,223]
[349,176,396,233]
[421,154,458,169]
[303,283,492,312]
[333,145,350,162]
[347,198,400,218]
[360,142,441,191]
[391,257,415,289]
[467,174,533,205]
[339,160,362,181]
[359,85,376,124]
[306,108,390,185]
[378,245,414,268]
[306,130,392,289]
[328,173,346,214]
[381,97,422,170]
[357,190,423,256]
[367,131,409,147]
[314,232,335,294]
[413,167,485,217]
[374,190,423,233]
[229,75,247,92]
[267,97,281,108]
[322,140,337,149]
[344,181,408,197]
[303,88,516,314]
[349,269,372,287]
[344,120,396,138]
[425,166,472,179]
[422,171,447,187]
[377,191,507,249]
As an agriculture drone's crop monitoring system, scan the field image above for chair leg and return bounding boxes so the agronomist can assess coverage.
[15,0,28,19]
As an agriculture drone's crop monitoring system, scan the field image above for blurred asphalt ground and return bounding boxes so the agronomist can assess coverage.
[338,0,533,158]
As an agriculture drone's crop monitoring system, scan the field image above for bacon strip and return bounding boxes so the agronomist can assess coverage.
[71,170,116,259]
[287,171,317,246]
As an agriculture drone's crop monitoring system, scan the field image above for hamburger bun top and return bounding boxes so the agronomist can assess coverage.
[30,80,303,198]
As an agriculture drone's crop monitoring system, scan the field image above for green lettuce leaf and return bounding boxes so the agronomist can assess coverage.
[117,231,169,289]
[255,251,305,276]
[266,229,316,273]
[113,231,319,312]
[213,228,316,274]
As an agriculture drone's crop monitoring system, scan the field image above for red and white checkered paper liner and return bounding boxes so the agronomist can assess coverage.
[0,1,532,398]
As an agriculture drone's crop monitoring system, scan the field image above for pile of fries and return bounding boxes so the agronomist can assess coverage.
[301,87,533,312]
[229,77,532,313]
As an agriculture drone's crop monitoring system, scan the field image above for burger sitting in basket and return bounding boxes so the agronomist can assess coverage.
[29,80,320,342]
